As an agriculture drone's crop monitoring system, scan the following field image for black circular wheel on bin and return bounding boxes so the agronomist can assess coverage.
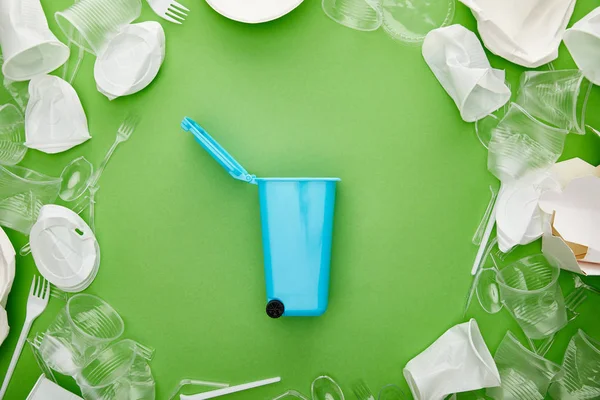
[266,300,285,318]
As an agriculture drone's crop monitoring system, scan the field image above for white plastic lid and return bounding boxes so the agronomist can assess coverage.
[30,205,99,292]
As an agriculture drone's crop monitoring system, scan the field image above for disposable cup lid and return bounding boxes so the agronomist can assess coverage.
[30,205,99,291]
[181,117,256,184]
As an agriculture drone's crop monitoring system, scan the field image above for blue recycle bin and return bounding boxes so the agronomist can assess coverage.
[181,117,340,318]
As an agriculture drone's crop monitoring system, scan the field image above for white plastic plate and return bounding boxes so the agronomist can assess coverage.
[205,0,304,23]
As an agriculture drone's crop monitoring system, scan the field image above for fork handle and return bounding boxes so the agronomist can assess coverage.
[0,320,33,399]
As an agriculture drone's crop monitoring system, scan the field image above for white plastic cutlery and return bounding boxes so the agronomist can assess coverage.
[180,377,281,400]
[146,0,189,24]
[0,276,49,399]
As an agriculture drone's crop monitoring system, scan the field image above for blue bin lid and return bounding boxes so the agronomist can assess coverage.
[181,117,257,184]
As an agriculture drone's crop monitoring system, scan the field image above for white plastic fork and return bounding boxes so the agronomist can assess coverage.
[0,276,50,399]
[146,0,189,24]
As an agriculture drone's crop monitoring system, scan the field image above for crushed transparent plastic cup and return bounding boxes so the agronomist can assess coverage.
[39,294,124,376]
[321,0,382,31]
[496,254,568,339]
[403,319,500,400]
[487,331,563,400]
[382,0,455,44]
[0,165,61,234]
[76,339,155,400]
[55,0,142,55]
[487,103,567,183]
[311,376,345,400]
[0,104,27,166]
[516,70,592,134]
[548,330,600,399]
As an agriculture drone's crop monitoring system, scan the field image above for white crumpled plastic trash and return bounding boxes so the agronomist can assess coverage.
[495,172,560,253]
[422,25,511,122]
[403,319,501,400]
[25,75,90,154]
[459,0,576,68]
[564,7,600,86]
[94,22,166,100]
[0,227,14,348]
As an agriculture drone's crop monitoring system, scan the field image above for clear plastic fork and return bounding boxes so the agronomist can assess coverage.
[146,0,189,24]
[0,276,50,399]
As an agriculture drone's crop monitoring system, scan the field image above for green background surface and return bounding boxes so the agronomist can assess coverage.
[1,0,600,398]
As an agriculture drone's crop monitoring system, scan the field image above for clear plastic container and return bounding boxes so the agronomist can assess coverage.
[76,339,155,400]
[382,0,455,45]
[0,104,27,166]
[321,0,382,31]
[487,331,562,400]
[55,0,142,55]
[0,165,61,234]
[548,330,600,399]
[516,70,592,134]
[39,294,124,375]
[487,103,568,182]
[496,255,567,339]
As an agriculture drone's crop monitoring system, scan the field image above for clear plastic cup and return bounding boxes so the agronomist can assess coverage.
[0,104,27,166]
[0,165,61,234]
[496,255,567,340]
[55,0,142,55]
[39,294,125,375]
[321,0,382,31]
[516,70,592,134]
[76,339,155,400]
[487,331,562,400]
[382,0,455,45]
[548,330,600,399]
[487,103,568,183]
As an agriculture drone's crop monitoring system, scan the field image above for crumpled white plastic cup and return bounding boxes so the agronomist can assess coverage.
[459,0,576,68]
[94,22,165,100]
[0,0,69,81]
[25,75,91,154]
[403,319,501,400]
[422,25,511,122]
[564,7,600,86]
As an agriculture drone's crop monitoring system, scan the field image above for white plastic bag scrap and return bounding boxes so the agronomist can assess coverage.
[403,319,500,400]
[459,0,576,68]
[422,25,510,122]
[564,7,600,86]
[25,75,90,154]
[94,22,166,100]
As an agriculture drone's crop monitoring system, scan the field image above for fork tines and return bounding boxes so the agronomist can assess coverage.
[165,0,189,24]
[30,275,49,299]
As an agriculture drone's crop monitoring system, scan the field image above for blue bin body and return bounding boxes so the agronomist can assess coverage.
[181,117,340,317]
[257,178,339,316]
